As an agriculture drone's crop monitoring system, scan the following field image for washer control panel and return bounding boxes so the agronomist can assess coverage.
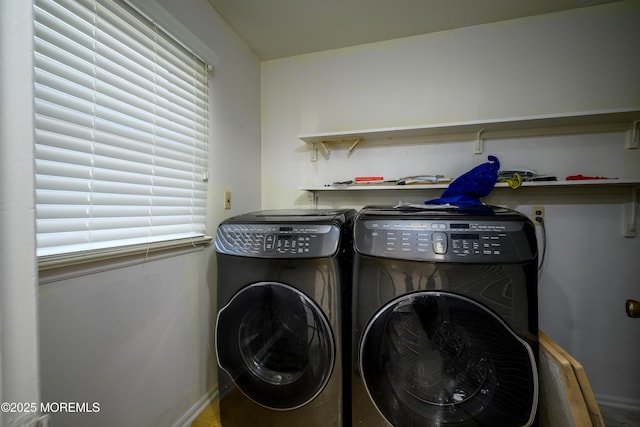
[215,223,341,258]
[355,219,533,262]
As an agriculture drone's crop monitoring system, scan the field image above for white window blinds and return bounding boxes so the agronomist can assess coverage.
[34,0,210,259]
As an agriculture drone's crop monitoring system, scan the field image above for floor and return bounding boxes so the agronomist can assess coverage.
[191,400,640,427]
[190,401,221,427]
[600,404,640,427]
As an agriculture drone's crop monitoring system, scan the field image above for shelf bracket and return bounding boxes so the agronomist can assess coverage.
[348,138,361,154]
[627,120,640,149]
[310,144,317,162]
[473,129,485,154]
[623,185,639,238]
[319,140,331,156]
[310,141,331,162]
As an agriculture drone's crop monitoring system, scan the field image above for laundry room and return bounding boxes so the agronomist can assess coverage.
[1,0,639,427]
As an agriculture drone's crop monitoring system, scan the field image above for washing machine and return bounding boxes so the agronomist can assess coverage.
[215,209,355,426]
[352,205,539,427]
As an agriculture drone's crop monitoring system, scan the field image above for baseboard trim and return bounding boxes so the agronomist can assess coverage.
[173,387,219,427]
[596,393,640,412]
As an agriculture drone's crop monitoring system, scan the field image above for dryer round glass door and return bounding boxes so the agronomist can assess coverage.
[216,282,335,410]
[360,291,538,426]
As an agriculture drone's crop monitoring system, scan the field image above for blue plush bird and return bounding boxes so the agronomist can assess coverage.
[426,155,500,206]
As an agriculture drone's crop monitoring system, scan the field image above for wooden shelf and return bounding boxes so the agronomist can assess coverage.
[299,108,640,159]
[299,178,640,192]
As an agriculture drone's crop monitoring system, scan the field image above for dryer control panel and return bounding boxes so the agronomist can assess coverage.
[355,219,535,262]
[215,223,341,258]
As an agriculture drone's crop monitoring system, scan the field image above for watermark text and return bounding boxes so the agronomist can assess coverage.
[1,401,100,414]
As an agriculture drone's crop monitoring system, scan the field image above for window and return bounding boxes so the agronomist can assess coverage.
[34,0,211,264]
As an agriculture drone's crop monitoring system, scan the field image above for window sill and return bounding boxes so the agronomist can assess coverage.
[38,235,212,284]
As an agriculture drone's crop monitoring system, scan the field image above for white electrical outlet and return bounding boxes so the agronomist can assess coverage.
[224,190,231,210]
[532,206,544,225]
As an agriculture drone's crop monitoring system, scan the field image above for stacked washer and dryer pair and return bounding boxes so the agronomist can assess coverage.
[215,206,539,427]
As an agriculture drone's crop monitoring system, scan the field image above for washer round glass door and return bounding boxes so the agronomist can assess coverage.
[360,291,538,426]
[216,282,335,410]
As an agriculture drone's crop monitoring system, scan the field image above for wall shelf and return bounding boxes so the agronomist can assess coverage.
[299,109,639,235]
[299,178,640,192]
[299,108,640,160]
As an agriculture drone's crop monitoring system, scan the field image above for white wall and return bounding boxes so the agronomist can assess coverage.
[261,0,640,410]
[33,1,262,426]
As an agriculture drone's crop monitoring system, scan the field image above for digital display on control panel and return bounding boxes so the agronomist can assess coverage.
[451,233,480,240]
[450,223,470,229]
[279,226,293,232]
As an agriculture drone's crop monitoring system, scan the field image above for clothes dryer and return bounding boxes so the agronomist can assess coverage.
[215,209,355,426]
[352,205,539,427]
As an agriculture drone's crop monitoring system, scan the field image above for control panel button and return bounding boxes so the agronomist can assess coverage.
[264,234,275,251]
[432,232,447,254]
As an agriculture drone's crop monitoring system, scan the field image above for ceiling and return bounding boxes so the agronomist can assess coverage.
[206,0,620,60]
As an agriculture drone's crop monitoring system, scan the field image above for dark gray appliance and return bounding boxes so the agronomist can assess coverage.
[352,205,539,427]
[215,209,355,426]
